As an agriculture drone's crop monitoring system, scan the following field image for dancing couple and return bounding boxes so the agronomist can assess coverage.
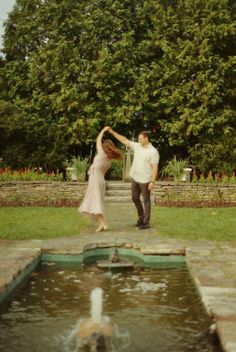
[79,127,160,231]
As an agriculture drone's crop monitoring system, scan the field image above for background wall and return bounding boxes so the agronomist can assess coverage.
[0,181,235,207]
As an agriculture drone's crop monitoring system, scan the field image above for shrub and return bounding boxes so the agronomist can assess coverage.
[206,171,214,183]
[221,174,229,184]
[161,156,189,182]
[65,156,89,181]
[107,159,123,180]
[191,171,198,183]
[229,172,236,184]
[214,174,221,183]
[199,174,206,183]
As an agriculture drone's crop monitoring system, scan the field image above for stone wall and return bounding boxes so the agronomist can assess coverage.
[0,181,87,206]
[153,182,236,206]
[0,181,236,206]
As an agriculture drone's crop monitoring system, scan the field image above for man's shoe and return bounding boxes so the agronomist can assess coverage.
[139,222,150,230]
[134,218,144,227]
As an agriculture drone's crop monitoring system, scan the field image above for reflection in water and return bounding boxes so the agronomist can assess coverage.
[0,264,220,352]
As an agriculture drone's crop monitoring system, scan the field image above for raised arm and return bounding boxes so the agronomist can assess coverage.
[96,127,110,151]
[107,127,131,148]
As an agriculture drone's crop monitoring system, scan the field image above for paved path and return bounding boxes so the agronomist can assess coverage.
[0,203,236,351]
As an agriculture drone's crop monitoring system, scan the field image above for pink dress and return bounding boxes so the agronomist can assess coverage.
[79,149,111,216]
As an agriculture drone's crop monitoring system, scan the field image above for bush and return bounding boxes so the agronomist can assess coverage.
[161,156,189,182]
[206,171,214,183]
[107,159,123,180]
[190,171,236,184]
[229,173,236,184]
[65,156,89,181]
[198,174,206,183]
[191,171,198,183]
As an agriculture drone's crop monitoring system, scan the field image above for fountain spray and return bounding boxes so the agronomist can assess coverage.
[90,287,103,324]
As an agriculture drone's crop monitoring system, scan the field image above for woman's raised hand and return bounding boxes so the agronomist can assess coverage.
[102,126,110,133]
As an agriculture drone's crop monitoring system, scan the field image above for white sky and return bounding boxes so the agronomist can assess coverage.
[0,0,16,49]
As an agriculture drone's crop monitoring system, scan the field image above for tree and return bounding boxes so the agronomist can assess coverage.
[0,0,235,172]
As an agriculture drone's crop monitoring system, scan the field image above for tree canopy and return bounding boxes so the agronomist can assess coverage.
[0,0,235,173]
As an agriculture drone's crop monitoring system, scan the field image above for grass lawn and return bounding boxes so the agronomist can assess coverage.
[0,208,89,240]
[152,207,236,241]
[0,207,235,241]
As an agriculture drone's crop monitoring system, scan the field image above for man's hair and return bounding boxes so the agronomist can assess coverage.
[138,131,150,141]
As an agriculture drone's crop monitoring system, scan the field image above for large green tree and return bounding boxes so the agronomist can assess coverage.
[0,0,235,172]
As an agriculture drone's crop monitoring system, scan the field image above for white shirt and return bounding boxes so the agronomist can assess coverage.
[129,142,160,183]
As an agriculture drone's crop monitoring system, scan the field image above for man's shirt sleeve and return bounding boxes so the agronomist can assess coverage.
[151,149,160,164]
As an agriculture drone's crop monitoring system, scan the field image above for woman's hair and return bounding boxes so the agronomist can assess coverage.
[102,139,123,160]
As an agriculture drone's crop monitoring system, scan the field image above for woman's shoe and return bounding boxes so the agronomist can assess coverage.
[96,224,108,232]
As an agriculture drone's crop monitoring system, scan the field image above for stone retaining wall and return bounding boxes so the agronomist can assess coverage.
[0,181,87,206]
[153,182,236,206]
[0,181,236,206]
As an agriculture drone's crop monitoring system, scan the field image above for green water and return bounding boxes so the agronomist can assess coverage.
[0,263,221,352]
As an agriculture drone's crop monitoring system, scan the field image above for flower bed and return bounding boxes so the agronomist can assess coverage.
[0,168,64,181]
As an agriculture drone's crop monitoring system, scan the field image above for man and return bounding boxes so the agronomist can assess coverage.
[107,127,159,229]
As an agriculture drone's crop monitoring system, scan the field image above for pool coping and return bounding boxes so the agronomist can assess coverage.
[0,238,236,352]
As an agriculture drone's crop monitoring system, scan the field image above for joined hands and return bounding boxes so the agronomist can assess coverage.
[102,126,112,133]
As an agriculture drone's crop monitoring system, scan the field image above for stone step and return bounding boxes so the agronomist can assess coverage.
[105,195,155,203]
[106,182,131,190]
[105,183,156,199]
[105,195,132,203]
[105,181,157,203]
[106,189,131,196]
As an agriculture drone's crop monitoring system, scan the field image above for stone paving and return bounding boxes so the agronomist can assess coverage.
[0,203,236,351]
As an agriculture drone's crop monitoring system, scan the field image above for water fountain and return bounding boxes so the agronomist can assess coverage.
[96,248,134,270]
[66,287,125,352]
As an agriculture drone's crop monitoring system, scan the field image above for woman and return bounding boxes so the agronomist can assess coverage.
[79,127,122,232]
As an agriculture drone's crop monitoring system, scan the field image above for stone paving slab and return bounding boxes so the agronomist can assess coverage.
[199,287,236,318]
[216,321,236,352]
[0,203,235,351]
[0,245,41,303]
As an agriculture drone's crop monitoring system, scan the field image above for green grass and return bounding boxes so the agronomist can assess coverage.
[152,207,236,241]
[0,207,235,241]
[0,208,88,240]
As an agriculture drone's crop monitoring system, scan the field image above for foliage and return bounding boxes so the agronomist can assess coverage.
[0,168,63,181]
[161,156,189,182]
[0,0,235,172]
[191,171,198,183]
[107,159,124,180]
[221,174,229,183]
[206,171,214,183]
[229,172,236,184]
[199,174,207,183]
[65,156,89,181]
[190,171,236,183]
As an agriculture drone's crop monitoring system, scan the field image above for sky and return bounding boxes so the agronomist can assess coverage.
[0,0,16,49]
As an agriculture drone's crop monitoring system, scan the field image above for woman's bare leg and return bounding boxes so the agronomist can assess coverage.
[95,214,108,232]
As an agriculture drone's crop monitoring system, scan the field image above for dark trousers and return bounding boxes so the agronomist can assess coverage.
[131,178,151,224]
